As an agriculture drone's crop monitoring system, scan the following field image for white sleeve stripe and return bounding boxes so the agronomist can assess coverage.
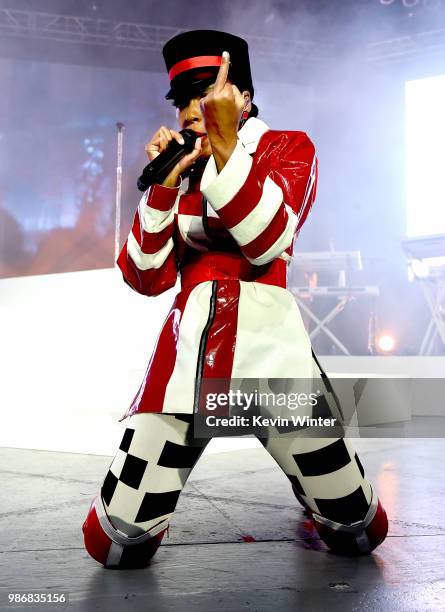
[244,204,297,266]
[228,176,284,246]
[127,231,174,270]
[200,139,253,211]
[139,206,175,234]
[138,192,177,233]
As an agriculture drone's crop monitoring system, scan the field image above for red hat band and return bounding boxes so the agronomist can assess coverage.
[168,55,223,81]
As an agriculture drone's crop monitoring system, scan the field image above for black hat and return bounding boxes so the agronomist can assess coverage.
[162,29,254,104]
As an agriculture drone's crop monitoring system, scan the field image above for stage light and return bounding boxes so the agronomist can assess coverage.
[405,74,445,237]
[377,334,396,353]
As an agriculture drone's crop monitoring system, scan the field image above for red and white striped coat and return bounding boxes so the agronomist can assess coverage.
[117,117,318,417]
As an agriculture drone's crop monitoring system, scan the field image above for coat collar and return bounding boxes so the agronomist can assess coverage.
[237,116,270,154]
[181,116,270,193]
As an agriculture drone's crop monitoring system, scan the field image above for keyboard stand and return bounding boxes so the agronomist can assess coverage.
[290,287,380,356]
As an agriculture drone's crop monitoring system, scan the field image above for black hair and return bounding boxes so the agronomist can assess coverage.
[249,102,259,118]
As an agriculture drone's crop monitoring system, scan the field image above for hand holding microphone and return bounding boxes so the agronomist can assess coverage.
[139,126,205,191]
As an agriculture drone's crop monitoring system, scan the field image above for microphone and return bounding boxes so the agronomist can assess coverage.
[137,128,205,192]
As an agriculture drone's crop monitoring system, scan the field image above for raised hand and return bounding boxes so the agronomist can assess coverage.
[200,51,244,170]
[213,49,231,94]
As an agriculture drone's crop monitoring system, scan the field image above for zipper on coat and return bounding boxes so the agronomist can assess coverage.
[193,279,218,413]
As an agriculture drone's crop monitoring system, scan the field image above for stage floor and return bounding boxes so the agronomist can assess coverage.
[1,438,444,611]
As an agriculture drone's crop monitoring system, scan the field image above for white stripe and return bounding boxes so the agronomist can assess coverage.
[279,251,292,263]
[228,176,284,246]
[139,195,176,233]
[237,117,270,154]
[106,541,124,567]
[124,414,195,494]
[127,231,174,270]
[177,213,210,251]
[299,461,366,502]
[245,203,297,266]
[206,199,220,218]
[96,494,169,544]
[201,139,253,211]
[247,155,315,266]
[162,282,214,413]
[231,282,313,379]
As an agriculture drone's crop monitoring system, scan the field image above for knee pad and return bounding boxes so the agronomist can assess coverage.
[311,486,388,555]
[82,495,168,568]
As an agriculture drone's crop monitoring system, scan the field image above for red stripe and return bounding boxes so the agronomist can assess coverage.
[202,280,240,379]
[242,205,290,260]
[206,216,234,240]
[178,191,202,215]
[365,498,389,550]
[116,239,178,297]
[132,210,174,255]
[120,285,196,418]
[216,168,263,229]
[180,250,287,290]
[82,501,112,564]
[296,156,317,232]
[197,280,240,416]
[146,183,180,211]
[169,56,222,80]
[284,241,294,259]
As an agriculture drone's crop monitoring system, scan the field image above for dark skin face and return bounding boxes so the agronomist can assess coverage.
[146,52,252,187]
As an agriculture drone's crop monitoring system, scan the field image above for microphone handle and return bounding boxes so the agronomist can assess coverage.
[137,129,199,192]
[137,144,184,191]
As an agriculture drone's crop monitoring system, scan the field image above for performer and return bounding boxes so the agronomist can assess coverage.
[82,30,388,569]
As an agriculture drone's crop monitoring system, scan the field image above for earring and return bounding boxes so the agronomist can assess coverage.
[239,100,250,129]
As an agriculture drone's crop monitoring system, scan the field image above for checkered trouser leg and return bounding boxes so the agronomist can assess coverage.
[248,361,372,527]
[100,413,209,538]
[257,434,373,525]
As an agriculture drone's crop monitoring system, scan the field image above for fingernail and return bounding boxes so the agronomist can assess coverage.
[179,137,185,145]
[222,51,229,60]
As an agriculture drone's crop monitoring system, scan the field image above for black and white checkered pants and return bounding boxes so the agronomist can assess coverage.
[100,412,373,539]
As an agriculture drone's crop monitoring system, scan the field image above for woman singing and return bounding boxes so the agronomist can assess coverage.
[82,29,388,569]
